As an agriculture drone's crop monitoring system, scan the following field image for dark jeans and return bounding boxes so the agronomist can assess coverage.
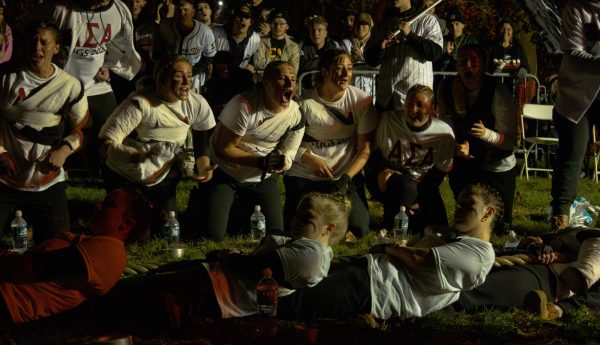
[455,264,558,311]
[0,181,69,244]
[551,99,600,216]
[379,173,448,235]
[558,282,600,317]
[279,256,371,321]
[102,165,179,236]
[449,158,517,231]
[188,168,284,241]
[85,92,118,177]
[283,175,370,237]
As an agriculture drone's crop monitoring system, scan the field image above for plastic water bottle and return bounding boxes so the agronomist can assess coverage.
[393,206,409,245]
[164,211,180,244]
[570,197,593,226]
[250,205,266,243]
[256,268,278,336]
[504,230,520,251]
[11,210,28,253]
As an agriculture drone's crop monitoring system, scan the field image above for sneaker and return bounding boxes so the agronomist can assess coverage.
[523,290,561,320]
[551,215,569,232]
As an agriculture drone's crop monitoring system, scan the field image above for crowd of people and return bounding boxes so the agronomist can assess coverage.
[0,0,598,332]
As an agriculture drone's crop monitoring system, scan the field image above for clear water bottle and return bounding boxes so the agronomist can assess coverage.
[164,211,180,244]
[256,268,278,336]
[11,210,28,253]
[250,205,266,243]
[393,206,409,245]
[504,230,520,251]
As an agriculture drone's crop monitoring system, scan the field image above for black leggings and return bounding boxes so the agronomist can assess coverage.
[279,256,371,321]
[189,168,284,241]
[283,175,370,237]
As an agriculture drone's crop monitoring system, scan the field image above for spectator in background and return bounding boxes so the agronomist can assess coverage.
[367,84,454,234]
[489,20,528,76]
[364,0,443,111]
[284,49,377,238]
[253,8,300,73]
[202,51,254,116]
[252,5,271,38]
[437,44,517,231]
[0,1,12,65]
[154,0,216,90]
[52,0,141,178]
[423,0,447,36]
[550,0,600,231]
[0,21,88,243]
[99,55,216,235]
[156,0,175,23]
[189,60,304,241]
[298,15,339,89]
[195,0,213,25]
[212,4,261,71]
[111,0,160,103]
[337,10,355,41]
[339,12,376,97]
[437,8,478,72]
[0,188,151,324]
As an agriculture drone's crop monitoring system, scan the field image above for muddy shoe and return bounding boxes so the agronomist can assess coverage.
[523,290,561,320]
[551,215,569,232]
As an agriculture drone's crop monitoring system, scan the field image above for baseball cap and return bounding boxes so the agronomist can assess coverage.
[447,9,465,24]
[234,4,252,19]
[268,8,289,24]
[356,12,373,26]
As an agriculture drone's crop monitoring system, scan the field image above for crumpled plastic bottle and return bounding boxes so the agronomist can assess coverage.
[569,197,594,226]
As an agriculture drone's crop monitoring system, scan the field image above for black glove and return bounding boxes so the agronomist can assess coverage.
[257,151,285,172]
[526,242,553,257]
[333,174,352,194]
[0,152,17,177]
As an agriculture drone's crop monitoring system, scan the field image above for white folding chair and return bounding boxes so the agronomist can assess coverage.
[520,104,559,179]
[591,125,600,183]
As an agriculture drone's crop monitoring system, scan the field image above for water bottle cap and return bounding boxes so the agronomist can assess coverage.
[15,210,22,217]
[400,206,406,212]
[255,205,261,212]
[262,267,272,278]
[168,211,176,217]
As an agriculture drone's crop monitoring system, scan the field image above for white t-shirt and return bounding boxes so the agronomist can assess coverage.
[0,66,88,191]
[67,2,123,96]
[209,92,304,183]
[367,236,494,319]
[287,86,378,180]
[203,235,333,318]
[100,91,215,186]
[375,112,455,181]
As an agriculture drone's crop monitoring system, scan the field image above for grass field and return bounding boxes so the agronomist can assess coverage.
[2,172,600,344]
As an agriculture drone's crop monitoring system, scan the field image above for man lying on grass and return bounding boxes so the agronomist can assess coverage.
[0,188,151,325]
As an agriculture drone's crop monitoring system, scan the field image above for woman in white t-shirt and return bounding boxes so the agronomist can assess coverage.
[279,184,498,321]
[284,48,378,237]
[91,192,351,324]
[99,55,216,234]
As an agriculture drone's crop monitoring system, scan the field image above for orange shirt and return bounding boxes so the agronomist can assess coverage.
[0,232,127,323]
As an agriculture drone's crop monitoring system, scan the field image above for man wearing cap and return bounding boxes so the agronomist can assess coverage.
[253,8,300,73]
[364,0,443,110]
[212,4,261,71]
[154,0,217,90]
[195,0,213,26]
[339,12,374,64]
[444,8,478,65]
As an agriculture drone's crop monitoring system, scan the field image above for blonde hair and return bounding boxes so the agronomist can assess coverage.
[300,192,352,245]
[406,84,434,103]
[458,184,504,230]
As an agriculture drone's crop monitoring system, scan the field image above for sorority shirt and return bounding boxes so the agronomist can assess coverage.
[209,92,305,183]
[0,232,127,323]
[203,236,333,318]
[374,112,454,181]
[0,65,88,191]
[100,91,215,186]
[287,86,378,181]
[367,236,495,319]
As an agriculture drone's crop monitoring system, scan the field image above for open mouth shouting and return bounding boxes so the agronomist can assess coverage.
[281,89,294,106]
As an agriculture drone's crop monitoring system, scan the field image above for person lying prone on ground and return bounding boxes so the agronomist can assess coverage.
[278,184,498,321]
[0,188,151,325]
[85,192,351,328]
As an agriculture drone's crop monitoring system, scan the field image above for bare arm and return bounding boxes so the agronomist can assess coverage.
[213,124,262,168]
[345,130,374,178]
